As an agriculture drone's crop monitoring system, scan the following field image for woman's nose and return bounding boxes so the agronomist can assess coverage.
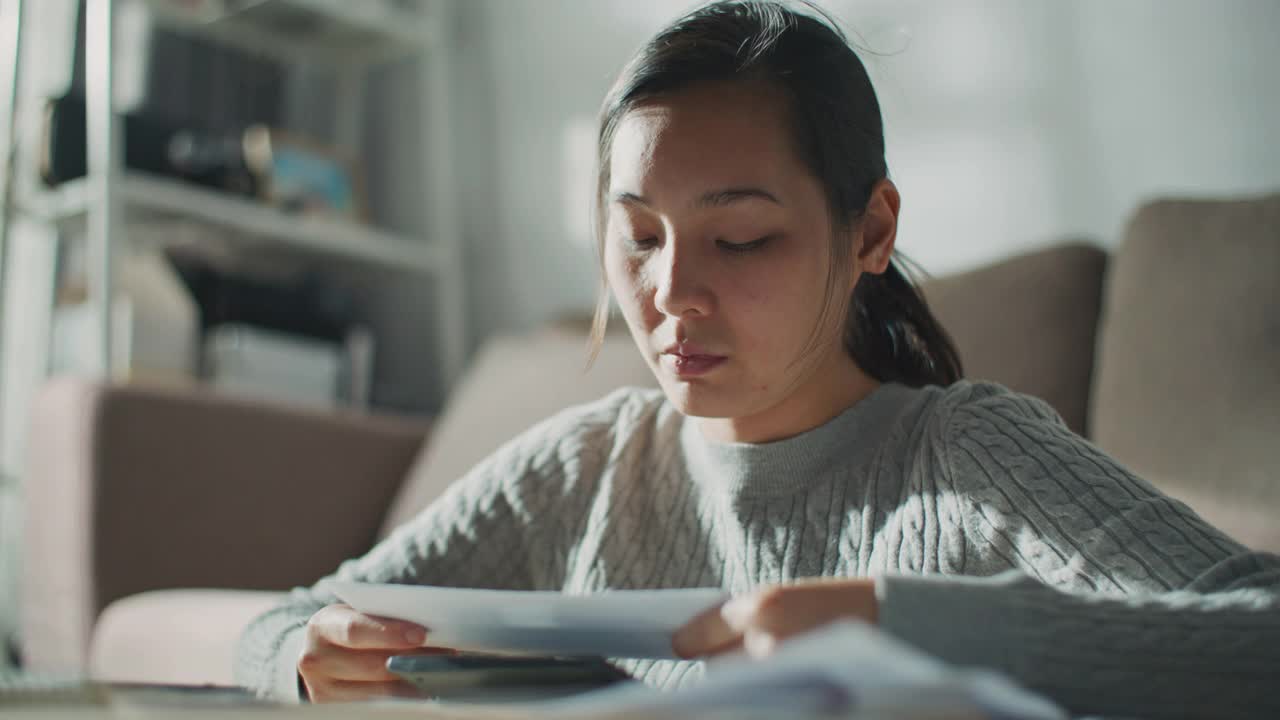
[652,241,715,318]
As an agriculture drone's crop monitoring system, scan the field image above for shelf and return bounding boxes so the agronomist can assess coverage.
[18,173,445,274]
[139,0,436,64]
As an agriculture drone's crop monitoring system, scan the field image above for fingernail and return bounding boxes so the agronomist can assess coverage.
[745,629,776,658]
[404,628,426,645]
[670,631,692,659]
[720,596,753,629]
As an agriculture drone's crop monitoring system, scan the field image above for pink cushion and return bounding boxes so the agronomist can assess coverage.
[89,589,285,686]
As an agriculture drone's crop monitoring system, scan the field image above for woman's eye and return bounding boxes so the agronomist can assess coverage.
[627,236,659,251]
[717,235,774,253]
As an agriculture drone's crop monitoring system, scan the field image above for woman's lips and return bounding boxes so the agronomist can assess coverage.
[662,353,728,377]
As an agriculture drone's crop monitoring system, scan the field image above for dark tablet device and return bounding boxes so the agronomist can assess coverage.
[386,654,631,701]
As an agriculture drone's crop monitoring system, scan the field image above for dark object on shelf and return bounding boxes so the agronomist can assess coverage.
[166,251,356,343]
[167,250,374,408]
[38,92,260,197]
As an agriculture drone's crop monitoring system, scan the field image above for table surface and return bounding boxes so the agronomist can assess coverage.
[0,678,996,719]
[0,681,720,720]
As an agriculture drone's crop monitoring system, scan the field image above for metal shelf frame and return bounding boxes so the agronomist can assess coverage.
[19,172,447,274]
[4,0,468,386]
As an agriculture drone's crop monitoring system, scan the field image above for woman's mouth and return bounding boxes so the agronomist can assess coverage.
[661,352,728,378]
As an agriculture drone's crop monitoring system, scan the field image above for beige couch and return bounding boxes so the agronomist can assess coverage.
[21,193,1280,686]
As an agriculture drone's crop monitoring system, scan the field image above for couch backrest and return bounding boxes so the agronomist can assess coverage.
[921,243,1108,437]
[1090,193,1280,553]
[383,243,1108,532]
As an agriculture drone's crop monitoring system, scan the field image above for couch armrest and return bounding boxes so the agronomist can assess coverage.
[21,378,428,672]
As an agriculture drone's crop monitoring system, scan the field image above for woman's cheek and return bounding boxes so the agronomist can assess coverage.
[606,257,651,324]
[633,278,663,330]
[604,246,634,293]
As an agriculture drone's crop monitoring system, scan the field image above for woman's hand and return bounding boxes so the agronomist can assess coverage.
[672,578,878,659]
[297,603,449,703]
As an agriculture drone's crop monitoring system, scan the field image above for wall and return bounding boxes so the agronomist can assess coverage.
[448,0,671,344]
[1066,0,1280,242]
[450,0,1280,344]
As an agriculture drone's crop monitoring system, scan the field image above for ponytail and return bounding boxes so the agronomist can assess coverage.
[846,257,963,387]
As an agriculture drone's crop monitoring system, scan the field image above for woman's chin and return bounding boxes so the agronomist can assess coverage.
[658,378,747,419]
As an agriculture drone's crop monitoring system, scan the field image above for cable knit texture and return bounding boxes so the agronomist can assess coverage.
[235,380,1280,718]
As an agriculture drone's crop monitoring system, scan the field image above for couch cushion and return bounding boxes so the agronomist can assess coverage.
[1090,193,1280,553]
[921,243,1108,437]
[89,589,285,686]
[379,324,656,536]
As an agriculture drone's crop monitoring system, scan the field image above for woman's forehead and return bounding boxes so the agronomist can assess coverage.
[609,84,804,202]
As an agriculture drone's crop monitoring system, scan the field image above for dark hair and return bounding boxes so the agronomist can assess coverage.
[588,0,962,388]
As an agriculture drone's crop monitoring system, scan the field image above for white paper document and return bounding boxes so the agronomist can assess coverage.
[539,621,1067,720]
[334,582,1065,719]
[329,581,726,659]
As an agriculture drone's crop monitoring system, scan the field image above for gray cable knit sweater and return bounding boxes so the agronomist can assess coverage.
[235,380,1280,718]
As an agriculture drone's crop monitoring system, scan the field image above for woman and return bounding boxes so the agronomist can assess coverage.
[235,2,1279,716]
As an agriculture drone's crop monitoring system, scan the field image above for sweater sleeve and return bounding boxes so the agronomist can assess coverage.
[231,389,637,702]
[877,381,1280,720]
[232,448,538,702]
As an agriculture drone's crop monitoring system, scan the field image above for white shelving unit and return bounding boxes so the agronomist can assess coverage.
[0,0,470,662]
[6,0,468,387]
[141,0,435,59]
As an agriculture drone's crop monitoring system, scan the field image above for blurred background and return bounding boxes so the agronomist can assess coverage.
[1,0,1278,675]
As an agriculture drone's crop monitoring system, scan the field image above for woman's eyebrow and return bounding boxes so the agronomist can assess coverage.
[611,187,784,209]
[697,187,784,208]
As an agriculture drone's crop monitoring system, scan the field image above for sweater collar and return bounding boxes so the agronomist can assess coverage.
[679,382,917,501]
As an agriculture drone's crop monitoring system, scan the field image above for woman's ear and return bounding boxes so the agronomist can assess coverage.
[854,179,899,275]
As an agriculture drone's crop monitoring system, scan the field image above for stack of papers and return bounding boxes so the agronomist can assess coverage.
[544,621,1066,719]
[333,582,1065,719]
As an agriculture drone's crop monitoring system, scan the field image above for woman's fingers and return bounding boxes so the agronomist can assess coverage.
[307,679,422,703]
[671,591,786,658]
[672,579,879,659]
[672,602,741,659]
[311,604,427,650]
[724,587,812,638]
[298,647,401,682]
[728,581,878,638]
[300,603,449,703]
[303,644,460,682]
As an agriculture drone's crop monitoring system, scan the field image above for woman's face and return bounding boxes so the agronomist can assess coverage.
[604,81,888,440]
